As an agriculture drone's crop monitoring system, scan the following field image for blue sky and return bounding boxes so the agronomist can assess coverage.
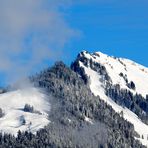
[0,0,148,86]
[63,0,148,66]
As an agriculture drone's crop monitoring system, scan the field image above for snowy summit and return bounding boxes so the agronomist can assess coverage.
[73,50,148,146]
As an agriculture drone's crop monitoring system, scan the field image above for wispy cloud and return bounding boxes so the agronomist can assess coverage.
[0,0,79,84]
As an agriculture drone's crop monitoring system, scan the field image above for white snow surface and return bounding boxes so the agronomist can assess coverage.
[82,51,148,98]
[84,116,93,124]
[0,87,50,136]
[79,51,148,147]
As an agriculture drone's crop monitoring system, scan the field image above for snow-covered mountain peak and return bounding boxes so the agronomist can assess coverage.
[77,50,148,98]
[72,50,148,146]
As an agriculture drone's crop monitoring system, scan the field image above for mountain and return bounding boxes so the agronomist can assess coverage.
[0,51,147,148]
[71,50,148,146]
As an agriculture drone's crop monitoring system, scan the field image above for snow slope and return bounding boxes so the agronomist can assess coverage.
[0,87,50,136]
[81,51,148,98]
[78,51,148,146]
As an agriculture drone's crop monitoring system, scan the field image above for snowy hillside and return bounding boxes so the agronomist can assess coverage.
[0,59,146,147]
[74,51,148,146]
[80,51,148,98]
[0,87,50,136]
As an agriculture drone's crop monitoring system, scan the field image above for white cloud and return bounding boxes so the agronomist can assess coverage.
[0,0,79,84]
